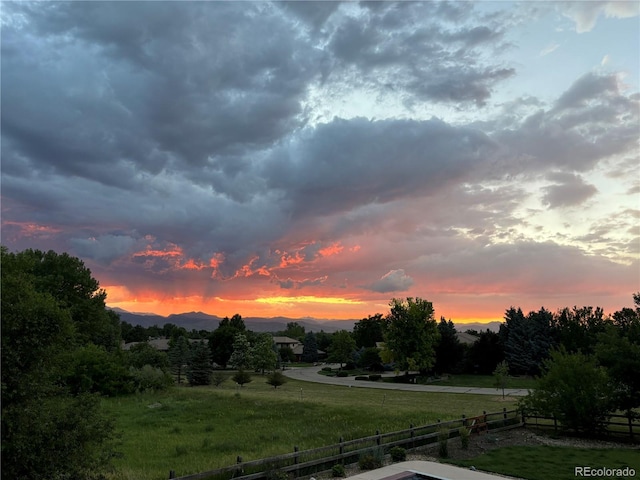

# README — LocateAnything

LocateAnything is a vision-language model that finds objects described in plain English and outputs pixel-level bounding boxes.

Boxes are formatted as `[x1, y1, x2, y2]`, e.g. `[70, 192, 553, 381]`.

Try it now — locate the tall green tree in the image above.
[229, 333, 253, 369]
[328, 330, 356, 368]
[252, 333, 278, 374]
[301, 331, 319, 363]
[434, 317, 464, 374]
[1, 247, 118, 479]
[465, 330, 504, 374]
[187, 341, 213, 386]
[353, 313, 385, 348]
[168, 336, 191, 384]
[383, 297, 439, 373]
[209, 314, 246, 367]
[282, 321, 306, 341]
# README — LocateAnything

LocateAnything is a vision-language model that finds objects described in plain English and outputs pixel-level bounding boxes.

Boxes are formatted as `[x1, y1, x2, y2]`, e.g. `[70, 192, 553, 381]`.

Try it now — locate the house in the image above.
[272, 336, 325, 362]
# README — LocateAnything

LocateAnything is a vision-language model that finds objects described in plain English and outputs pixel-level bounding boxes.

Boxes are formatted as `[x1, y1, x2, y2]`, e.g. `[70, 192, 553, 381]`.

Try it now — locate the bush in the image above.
[130, 365, 173, 392]
[336, 371, 349, 377]
[389, 446, 406, 462]
[332, 464, 346, 477]
[266, 371, 287, 388]
[343, 362, 356, 370]
[355, 376, 368, 381]
[458, 426, 470, 450]
[520, 349, 614, 434]
[438, 428, 449, 458]
[322, 366, 333, 372]
[369, 374, 381, 381]
[358, 449, 383, 470]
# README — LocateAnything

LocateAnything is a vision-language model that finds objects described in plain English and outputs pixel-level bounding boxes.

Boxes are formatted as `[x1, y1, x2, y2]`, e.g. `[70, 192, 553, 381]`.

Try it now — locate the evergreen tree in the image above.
[187, 341, 213, 386]
[301, 331, 319, 363]
[168, 336, 191, 384]
[434, 317, 464, 374]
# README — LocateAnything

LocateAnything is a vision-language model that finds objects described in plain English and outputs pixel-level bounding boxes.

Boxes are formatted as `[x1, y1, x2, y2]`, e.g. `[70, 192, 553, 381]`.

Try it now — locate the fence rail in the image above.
[522, 412, 639, 441]
[169, 408, 521, 480]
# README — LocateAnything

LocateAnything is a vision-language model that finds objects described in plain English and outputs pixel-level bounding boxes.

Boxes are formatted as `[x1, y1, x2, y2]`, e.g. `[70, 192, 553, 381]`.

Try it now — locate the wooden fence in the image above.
[522, 412, 639, 441]
[168, 408, 521, 480]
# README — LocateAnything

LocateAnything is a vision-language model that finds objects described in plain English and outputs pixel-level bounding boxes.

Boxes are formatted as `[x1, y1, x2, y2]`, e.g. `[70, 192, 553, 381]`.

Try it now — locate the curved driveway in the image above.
[282, 365, 529, 397]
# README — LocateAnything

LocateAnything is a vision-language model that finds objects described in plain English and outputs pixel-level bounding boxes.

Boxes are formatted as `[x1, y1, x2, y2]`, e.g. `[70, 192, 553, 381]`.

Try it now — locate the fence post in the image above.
[294, 446, 299, 465]
[169, 470, 175, 479]
[376, 429, 381, 446]
[628, 414, 634, 440]
[339, 436, 344, 455]
[410, 423, 414, 449]
[553, 416, 558, 432]
[461, 414, 466, 427]
[236, 456, 244, 477]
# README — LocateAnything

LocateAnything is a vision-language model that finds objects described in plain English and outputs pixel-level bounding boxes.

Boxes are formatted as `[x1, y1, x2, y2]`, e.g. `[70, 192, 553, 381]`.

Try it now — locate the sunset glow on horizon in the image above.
[2, 2, 638, 326]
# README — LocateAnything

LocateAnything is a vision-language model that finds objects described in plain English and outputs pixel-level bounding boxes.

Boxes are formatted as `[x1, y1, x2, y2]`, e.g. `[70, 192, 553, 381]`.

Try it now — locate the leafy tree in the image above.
[353, 313, 385, 348]
[127, 342, 169, 370]
[229, 333, 253, 369]
[595, 325, 640, 415]
[301, 331, 319, 363]
[521, 349, 613, 434]
[168, 335, 191, 384]
[187, 341, 213, 386]
[315, 330, 333, 352]
[209, 314, 246, 367]
[383, 297, 439, 373]
[282, 321, 306, 340]
[9, 248, 122, 350]
[279, 346, 296, 363]
[493, 360, 509, 399]
[356, 347, 383, 370]
[252, 333, 278, 374]
[434, 317, 464, 374]
[1, 246, 118, 479]
[64, 344, 133, 396]
[328, 330, 356, 368]
[130, 364, 173, 392]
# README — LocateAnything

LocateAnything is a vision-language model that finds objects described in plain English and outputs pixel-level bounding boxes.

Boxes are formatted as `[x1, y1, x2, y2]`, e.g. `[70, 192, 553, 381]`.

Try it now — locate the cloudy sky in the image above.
[2, 1, 639, 323]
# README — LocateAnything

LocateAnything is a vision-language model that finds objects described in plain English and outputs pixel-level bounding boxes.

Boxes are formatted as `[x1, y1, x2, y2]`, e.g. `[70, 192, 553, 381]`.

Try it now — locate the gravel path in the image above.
[281, 365, 530, 397]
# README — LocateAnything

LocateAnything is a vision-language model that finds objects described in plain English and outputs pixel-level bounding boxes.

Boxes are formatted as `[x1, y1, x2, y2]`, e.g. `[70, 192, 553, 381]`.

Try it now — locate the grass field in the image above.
[448, 445, 640, 480]
[102, 374, 517, 480]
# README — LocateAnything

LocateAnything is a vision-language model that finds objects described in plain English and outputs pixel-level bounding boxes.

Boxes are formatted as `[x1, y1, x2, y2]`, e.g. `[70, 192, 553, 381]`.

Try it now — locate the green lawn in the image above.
[103, 375, 517, 480]
[448, 445, 640, 480]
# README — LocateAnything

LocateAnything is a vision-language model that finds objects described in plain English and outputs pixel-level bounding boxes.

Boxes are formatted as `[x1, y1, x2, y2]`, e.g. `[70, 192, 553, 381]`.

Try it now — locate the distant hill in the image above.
[455, 321, 503, 333]
[111, 308, 357, 333]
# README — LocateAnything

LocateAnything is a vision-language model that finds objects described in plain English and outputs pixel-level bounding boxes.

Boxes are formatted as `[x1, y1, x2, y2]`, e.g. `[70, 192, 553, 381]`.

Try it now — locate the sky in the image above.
[1, 1, 639, 324]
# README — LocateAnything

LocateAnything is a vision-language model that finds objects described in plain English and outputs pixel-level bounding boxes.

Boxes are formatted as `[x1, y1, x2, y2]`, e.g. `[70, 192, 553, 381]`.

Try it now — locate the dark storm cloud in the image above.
[264, 117, 497, 217]
[1, 1, 319, 188]
[1, 1, 637, 308]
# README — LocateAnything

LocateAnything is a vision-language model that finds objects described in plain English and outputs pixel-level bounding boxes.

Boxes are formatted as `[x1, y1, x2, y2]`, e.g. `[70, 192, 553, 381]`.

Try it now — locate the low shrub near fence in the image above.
[168, 409, 521, 480]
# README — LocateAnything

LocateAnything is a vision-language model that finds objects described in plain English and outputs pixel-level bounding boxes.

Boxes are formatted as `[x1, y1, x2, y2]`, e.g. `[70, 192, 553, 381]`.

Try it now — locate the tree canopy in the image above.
[383, 297, 439, 373]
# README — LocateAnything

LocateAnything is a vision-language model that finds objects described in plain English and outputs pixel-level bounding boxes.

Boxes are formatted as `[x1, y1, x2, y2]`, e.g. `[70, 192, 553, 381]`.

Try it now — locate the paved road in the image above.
[282, 365, 529, 397]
